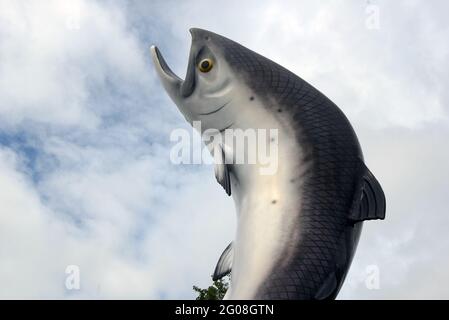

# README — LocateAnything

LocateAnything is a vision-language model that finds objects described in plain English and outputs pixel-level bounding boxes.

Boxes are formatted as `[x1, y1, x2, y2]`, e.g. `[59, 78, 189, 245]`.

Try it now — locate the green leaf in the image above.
[193, 276, 230, 300]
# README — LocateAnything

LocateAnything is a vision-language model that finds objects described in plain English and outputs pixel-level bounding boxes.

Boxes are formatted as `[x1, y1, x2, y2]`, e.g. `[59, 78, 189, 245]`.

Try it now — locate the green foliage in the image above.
[193, 277, 229, 300]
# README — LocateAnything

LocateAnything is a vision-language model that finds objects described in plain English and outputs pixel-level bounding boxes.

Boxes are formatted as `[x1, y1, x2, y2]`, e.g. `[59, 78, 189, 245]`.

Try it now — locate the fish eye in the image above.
[198, 58, 213, 72]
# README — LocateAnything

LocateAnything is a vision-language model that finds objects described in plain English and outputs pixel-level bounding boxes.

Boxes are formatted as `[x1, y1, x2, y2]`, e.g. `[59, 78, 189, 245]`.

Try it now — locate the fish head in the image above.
[151, 28, 245, 133]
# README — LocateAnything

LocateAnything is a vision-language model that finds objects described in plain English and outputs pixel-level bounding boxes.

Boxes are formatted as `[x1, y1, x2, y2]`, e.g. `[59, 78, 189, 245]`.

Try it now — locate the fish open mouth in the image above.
[150, 45, 183, 83]
[150, 36, 196, 98]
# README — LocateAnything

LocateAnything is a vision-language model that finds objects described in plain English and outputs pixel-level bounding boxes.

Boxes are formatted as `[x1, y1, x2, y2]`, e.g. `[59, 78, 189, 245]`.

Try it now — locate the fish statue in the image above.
[151, 28, 386, 300]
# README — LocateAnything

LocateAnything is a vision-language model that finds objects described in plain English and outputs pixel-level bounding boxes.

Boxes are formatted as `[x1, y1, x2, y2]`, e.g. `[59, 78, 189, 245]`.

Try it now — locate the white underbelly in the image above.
[213, 85, 308, 299]
[226, 137, 307, 299]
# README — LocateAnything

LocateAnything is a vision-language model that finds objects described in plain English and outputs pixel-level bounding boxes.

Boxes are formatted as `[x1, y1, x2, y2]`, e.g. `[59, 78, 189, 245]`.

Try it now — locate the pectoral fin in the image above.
[214, 144, 231, 196]
[212, 242, 233, 281]
[349, 161, 386, 222]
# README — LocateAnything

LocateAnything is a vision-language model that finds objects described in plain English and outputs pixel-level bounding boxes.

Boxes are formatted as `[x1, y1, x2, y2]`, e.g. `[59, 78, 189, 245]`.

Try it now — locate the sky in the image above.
[0, 0, 448, 299]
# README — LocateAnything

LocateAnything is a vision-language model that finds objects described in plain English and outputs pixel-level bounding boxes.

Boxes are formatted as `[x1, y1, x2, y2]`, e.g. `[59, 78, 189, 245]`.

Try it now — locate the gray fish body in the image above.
[151, 28, 385, 300]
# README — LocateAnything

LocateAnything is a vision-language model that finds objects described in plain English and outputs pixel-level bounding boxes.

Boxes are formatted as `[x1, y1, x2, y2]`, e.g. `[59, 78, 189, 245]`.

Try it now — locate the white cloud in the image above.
[0, 147, 70, 298]
[0, 0, 154, 129]
[340, 126, 449, 299]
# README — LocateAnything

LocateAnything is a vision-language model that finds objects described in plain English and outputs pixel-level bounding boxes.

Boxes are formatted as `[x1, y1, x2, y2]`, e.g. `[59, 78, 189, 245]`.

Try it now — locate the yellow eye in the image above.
[198, 58, 213, 72]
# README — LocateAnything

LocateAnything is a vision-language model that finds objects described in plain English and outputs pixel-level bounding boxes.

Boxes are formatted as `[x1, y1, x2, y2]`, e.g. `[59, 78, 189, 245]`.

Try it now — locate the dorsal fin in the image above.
[349, 161, 386, 222]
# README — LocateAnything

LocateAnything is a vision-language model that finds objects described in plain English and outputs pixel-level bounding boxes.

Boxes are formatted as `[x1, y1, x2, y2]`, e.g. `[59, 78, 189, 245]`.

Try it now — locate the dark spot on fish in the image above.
[205, 36, 210, 41]
[290, 178, 296, 183]
[270, 137, 275, 142]
[249, 96, 254, 101]
[271, 200, 277, 204]
[278, 109, 282, 112]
